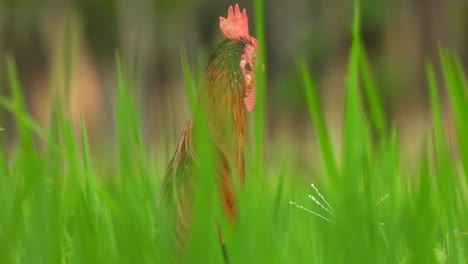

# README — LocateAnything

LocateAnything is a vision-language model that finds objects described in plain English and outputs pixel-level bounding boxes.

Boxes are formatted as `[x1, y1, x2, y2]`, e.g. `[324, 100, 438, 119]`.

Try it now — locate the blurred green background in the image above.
[0, 0, 467, 164]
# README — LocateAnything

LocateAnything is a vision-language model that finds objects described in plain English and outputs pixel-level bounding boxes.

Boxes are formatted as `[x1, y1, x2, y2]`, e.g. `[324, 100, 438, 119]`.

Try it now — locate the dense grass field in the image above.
[1, 2, 468, 263]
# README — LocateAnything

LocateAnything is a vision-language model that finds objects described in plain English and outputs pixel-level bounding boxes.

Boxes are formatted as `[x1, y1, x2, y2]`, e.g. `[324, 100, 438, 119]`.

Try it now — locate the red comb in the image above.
[219, 4, 250, 41]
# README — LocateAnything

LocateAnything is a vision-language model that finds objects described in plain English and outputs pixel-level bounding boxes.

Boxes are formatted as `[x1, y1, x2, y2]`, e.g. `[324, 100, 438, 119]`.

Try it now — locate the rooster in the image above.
[159, 4, 257, 250]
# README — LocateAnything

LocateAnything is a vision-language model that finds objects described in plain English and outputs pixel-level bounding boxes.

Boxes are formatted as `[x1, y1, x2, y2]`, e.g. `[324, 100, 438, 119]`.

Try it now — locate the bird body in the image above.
[159, 4, 257, 250]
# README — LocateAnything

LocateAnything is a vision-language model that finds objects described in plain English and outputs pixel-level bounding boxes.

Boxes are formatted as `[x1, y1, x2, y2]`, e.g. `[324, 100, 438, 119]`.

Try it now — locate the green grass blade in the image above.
[342, 2, 364, 180]
[440, 50, 468, 183]
[253, 0, 266, 177]
[6, 56, 34, 151]
[297, 58, 339, 182]
[0, 97, 49, 143]
[115, 54, 146, 184]
[426, 62, 457, 233]
[450, 56, 468, 183]
[180, 51, 197, 112]
[360, 46, 388, 137]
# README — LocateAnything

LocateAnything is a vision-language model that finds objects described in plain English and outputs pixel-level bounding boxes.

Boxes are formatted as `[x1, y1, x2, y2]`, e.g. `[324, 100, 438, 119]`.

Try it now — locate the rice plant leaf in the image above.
[440, 50, 468, 182]
[360, 46, 387, 137]
[252, 0, 266, 177]
[297, 58, 339, 182]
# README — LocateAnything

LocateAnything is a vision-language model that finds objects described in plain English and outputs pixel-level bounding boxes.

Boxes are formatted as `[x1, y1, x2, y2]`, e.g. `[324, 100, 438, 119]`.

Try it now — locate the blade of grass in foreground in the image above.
[359, 46, 388, 138]
[440, 50, 468, 182]
[115, 55, 135, 179]
[438, 52, 468, 261]
[405, 148, 437, 263]
[114, 56, 159, 262]
[0, 96, 50, 145]
[181, 51, 198, 111]
[426, 62, 455, 212]
[426, 61, 459, 261]
[3, 58, 43, 262]
[252, 0, 266, 178]
[342, 1, 364, 181]
[6, 56, 34, 151]
[297, 58, 339, 183]
[115, 54, 151, 195]
[450, 56, 468, 184]
[273, 154, 288, 223]
[335, 3, 379, 262]
[0, 106, 15, 263]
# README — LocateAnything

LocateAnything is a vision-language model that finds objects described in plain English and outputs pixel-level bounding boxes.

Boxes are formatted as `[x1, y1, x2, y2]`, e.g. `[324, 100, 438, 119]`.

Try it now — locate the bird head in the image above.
[219, 4, 258, 112]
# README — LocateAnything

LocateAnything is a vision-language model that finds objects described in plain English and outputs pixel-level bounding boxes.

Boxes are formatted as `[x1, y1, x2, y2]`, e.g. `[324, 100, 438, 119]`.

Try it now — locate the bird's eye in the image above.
[245, 63, 252, 71]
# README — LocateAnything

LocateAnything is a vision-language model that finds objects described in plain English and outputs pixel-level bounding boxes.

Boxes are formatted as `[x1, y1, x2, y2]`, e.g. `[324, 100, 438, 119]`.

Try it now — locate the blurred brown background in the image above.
[0, 0, 467, 167]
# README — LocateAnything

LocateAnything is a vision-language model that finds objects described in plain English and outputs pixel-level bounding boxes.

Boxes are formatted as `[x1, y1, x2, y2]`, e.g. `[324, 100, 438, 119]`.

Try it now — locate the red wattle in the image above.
[244, 86, 255, 112]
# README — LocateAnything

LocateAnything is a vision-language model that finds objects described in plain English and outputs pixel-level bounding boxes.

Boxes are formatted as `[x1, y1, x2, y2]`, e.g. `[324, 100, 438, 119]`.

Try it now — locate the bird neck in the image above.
[195, 39, 248, 178]
[204, 82, 246, 159]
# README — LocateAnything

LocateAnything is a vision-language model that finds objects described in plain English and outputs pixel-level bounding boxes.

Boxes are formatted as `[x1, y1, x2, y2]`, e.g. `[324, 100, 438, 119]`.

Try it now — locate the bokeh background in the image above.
[0, 0, 467, 168]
